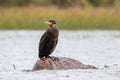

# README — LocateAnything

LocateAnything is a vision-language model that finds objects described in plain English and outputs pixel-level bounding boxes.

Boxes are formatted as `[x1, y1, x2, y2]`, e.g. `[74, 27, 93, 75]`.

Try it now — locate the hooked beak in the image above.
[45, 21, 52, 25]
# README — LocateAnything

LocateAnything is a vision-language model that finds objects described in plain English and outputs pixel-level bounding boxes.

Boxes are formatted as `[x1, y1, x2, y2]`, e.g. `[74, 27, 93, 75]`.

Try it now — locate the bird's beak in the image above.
[45, 21, 52, 25]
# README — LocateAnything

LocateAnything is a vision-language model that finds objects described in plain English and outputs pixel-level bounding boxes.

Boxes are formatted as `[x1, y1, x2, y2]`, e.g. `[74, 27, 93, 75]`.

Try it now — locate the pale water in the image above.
[0, 30, 120, 80]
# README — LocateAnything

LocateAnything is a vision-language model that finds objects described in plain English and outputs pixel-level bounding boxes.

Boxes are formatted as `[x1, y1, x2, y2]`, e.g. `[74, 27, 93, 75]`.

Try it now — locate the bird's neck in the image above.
[51, 24, 56, 27]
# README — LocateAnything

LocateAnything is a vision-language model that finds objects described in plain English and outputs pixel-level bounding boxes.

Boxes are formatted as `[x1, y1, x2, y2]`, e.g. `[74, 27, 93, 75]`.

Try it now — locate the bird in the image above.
[38, 20, 59, 60]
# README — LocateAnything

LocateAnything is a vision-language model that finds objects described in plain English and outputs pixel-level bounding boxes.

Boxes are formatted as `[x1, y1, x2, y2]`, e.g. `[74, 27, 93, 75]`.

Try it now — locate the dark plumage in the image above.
[39, 20, 59, 59]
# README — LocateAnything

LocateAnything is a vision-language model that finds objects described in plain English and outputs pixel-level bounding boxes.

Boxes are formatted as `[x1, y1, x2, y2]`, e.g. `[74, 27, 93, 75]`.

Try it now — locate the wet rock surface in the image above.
[32, 56, 97, 71]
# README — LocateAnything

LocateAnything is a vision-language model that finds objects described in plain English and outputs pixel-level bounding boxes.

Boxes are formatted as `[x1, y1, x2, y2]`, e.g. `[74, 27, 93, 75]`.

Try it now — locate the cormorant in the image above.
[38, 20, 59, 60]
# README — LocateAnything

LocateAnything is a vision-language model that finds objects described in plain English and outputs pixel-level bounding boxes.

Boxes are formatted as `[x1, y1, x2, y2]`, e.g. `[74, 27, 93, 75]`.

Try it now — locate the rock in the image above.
[32, 56, 97, 71]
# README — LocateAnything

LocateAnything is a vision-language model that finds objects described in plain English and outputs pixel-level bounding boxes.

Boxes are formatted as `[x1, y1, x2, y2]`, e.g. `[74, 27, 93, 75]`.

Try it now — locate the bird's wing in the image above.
[39, 30, 50, 53]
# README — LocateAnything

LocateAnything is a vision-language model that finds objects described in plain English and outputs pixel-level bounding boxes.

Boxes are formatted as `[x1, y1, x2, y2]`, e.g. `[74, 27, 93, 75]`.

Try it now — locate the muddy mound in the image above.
[32, 57, 97, 71]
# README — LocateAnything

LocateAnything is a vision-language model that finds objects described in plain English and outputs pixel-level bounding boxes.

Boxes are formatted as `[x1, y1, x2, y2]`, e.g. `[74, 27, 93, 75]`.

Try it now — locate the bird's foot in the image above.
[40, 56, 48, 61]
[40, 56, 55, 61]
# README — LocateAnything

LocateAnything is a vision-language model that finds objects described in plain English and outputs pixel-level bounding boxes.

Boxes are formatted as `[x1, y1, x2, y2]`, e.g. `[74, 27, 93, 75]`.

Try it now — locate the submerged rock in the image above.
[32, 56, 97, 71]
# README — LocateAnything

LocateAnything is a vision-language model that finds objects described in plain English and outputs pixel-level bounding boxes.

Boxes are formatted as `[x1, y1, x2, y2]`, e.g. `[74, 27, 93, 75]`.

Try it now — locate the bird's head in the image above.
[45, 20, 56, 26]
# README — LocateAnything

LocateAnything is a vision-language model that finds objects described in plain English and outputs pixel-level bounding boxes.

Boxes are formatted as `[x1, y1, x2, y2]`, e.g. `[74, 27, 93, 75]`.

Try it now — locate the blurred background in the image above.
[0, 0, 120, 30]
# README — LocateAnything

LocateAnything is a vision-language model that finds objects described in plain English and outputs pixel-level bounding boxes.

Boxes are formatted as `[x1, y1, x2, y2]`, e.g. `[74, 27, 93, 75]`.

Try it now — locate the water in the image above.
[0, 30, 120, 80]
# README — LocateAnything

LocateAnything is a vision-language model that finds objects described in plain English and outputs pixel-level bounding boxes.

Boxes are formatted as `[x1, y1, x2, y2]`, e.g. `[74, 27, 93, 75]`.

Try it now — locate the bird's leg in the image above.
[40, 56, 47, 61]
[40, 56, 53, 61]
